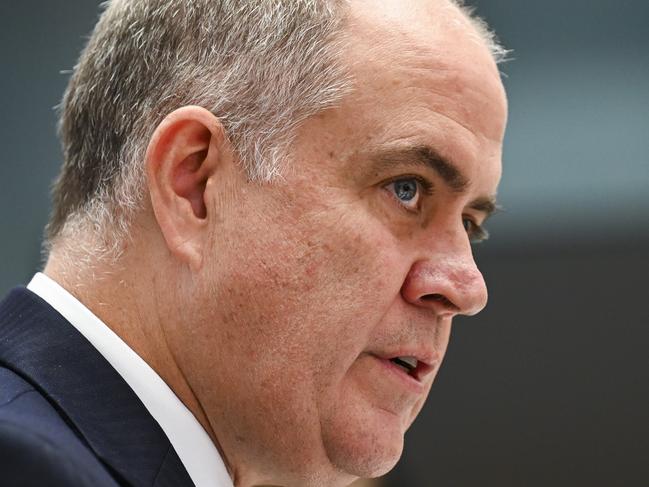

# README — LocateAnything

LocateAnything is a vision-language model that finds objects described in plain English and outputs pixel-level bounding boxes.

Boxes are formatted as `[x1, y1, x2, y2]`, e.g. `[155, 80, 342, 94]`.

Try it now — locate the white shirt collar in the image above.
[27, 272, 234, 487]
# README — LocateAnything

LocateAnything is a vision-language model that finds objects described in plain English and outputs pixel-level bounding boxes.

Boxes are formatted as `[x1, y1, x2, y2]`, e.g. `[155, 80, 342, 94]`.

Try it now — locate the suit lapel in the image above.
[0, 287, 194, 487]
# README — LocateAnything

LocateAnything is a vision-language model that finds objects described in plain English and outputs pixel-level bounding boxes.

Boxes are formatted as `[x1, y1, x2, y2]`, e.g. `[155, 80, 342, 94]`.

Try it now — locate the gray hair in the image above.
[452, 1, 510, 64]
[48, 0, 351, 255]
[47, 0, 506, 259]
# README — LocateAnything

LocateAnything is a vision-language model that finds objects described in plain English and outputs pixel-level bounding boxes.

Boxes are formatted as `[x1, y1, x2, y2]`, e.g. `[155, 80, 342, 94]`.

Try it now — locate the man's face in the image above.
[169, 1, 507, 485]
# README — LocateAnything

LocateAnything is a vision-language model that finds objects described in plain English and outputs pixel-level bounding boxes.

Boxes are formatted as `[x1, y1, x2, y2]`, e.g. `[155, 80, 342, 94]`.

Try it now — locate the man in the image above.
[0, 0, 508, 485]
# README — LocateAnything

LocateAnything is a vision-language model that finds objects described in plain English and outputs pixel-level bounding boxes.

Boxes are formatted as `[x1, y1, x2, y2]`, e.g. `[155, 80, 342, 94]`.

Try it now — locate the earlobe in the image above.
[145, 106, 227, 270]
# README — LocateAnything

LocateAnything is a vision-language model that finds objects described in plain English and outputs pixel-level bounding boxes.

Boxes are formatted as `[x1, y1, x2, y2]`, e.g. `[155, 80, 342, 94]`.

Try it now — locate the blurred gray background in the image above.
[1, 1, 647, 486]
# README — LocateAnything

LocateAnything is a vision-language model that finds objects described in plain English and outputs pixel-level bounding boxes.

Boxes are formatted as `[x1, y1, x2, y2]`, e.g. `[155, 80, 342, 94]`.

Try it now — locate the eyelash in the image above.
[384, 176, 490, 243]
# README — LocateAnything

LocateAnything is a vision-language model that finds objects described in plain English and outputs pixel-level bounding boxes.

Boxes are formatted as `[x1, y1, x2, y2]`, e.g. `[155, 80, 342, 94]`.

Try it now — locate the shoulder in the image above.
[0, 421, 100, 486]
[0, 367, 120, 487]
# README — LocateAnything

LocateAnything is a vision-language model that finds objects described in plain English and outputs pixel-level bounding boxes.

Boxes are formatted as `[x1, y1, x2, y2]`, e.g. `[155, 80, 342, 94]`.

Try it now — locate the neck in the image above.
[42, 248, 227, 469]
[42, 244, 341, 487]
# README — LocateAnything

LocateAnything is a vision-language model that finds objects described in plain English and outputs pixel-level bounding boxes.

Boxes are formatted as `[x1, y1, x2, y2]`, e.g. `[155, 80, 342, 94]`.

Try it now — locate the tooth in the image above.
[391, 358, 411, 373]
[399, 356, 418, 369]
[391, 356, 418, 372]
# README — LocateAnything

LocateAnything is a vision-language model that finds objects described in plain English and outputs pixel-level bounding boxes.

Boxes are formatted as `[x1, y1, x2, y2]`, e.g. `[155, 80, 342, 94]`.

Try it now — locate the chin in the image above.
[320, 406, 406, 480]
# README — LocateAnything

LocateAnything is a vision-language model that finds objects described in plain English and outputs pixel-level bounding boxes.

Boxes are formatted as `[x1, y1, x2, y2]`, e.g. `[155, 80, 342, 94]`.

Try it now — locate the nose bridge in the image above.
[402, 228, 488, 317]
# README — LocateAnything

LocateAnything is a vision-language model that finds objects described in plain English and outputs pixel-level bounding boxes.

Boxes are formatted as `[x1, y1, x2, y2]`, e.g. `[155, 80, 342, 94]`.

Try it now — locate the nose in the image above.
[401, 247, 488, 318]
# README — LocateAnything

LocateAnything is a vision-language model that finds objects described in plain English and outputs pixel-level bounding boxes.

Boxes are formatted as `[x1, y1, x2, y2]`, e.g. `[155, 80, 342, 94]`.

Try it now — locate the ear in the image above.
[145, 106, 230, 270]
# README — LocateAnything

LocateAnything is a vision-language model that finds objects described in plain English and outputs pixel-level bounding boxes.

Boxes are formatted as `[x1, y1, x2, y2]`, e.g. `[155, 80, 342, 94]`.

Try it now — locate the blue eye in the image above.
[394, 179, 418, 202]
[384, 177, 422, 211]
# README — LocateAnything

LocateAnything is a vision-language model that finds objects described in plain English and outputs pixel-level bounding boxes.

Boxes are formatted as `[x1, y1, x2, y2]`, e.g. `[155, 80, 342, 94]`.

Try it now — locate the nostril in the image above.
[420, 293, 458, 311]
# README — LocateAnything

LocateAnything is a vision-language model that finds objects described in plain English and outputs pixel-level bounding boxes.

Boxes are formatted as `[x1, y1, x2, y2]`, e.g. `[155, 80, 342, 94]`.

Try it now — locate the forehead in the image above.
[317, 0, 507, 188]
[345, 0, 507, 138]
[287, 0, 507, 199]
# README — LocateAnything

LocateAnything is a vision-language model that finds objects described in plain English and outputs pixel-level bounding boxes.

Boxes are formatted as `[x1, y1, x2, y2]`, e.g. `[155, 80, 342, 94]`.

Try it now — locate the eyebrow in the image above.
[468, 196, 500, 220]
[369, 144, 499, 218]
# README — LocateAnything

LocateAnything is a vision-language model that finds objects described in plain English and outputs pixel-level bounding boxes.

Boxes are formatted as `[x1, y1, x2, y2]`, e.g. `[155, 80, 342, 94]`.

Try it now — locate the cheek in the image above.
[183, 189, 412, 475]
[299, 221, 405, 357]
[207, 196, 406, 391]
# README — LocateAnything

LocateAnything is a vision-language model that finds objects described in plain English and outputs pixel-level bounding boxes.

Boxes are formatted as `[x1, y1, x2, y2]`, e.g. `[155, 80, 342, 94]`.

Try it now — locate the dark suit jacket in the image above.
[0, 287, 196, 487]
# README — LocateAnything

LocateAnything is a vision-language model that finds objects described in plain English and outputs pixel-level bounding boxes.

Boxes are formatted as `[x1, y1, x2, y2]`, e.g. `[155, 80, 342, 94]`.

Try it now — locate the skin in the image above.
[46, 0, 507, 486]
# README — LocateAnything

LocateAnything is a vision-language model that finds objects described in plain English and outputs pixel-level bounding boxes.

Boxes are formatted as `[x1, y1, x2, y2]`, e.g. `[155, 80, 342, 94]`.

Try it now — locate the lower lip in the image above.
[371, 355, 426, 394]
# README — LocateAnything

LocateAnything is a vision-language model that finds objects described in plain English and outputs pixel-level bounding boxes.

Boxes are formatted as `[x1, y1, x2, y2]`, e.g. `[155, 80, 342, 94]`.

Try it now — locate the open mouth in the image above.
[390, 356, 419, 377]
